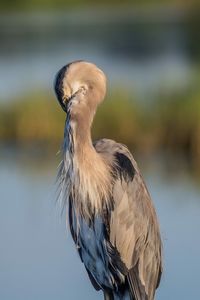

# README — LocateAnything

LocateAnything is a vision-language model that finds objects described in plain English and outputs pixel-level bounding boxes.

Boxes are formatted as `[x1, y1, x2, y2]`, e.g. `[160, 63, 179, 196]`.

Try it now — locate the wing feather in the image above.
[127, 264, 148, 300]
[94, 139, 163, 299]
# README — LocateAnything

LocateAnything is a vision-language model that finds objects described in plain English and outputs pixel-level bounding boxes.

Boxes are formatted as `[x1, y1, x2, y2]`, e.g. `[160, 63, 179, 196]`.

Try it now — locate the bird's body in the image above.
[55, 61, 162, 300]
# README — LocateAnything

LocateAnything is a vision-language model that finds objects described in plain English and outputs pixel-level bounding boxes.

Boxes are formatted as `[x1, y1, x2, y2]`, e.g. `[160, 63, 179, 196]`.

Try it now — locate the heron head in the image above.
[54, 60, 107, 115]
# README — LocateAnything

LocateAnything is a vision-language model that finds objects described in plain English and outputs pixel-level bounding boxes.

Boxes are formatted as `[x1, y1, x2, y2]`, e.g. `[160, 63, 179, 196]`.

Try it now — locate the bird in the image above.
[54, 60, 162, 300]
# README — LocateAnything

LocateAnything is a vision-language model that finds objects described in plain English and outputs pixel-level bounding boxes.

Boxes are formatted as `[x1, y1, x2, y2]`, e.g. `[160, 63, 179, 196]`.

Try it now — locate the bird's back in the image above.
[94, 139, 162, 300]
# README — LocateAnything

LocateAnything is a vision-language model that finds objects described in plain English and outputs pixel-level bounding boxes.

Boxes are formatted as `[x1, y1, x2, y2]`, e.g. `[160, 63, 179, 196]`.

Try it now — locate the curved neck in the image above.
[63, 111, 112, 217]
[64, 113, 94, 159]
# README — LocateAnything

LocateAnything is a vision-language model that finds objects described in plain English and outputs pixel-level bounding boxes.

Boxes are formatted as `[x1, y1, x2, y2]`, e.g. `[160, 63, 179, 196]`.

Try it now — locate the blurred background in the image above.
[0, 1, 200, 299]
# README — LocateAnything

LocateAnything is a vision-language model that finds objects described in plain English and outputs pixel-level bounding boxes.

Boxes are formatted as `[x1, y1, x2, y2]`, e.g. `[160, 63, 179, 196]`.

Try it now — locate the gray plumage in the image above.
[54, 60, 162, 300]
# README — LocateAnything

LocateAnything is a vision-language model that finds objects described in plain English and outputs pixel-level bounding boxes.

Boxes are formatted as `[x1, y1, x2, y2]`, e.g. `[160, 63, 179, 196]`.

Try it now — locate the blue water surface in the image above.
[0, 154, 200, 300]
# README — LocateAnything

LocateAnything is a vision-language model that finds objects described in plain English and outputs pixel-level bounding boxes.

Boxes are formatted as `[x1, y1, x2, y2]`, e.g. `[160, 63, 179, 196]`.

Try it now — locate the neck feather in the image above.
[62, 113, 112, 219]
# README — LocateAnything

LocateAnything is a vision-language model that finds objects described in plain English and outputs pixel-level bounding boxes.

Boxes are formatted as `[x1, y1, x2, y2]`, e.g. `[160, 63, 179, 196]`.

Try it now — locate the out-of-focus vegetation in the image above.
[0, 1, 200, 177]
[0, 84, 200, 172]
[0, 0, 194, 11]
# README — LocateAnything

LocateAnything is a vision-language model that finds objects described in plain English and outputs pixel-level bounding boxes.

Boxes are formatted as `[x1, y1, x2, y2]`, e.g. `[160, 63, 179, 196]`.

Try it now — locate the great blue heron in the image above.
[54, 60, 162, 300]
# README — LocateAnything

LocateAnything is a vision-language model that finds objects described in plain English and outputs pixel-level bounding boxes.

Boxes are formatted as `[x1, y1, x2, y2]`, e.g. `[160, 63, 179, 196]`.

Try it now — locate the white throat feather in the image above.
[57, 117, 113, 221]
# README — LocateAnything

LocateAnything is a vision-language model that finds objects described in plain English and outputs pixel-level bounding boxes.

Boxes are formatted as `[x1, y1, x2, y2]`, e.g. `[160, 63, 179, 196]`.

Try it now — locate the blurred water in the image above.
[0, 10, 193, 103]
[0, 153, 200, 300]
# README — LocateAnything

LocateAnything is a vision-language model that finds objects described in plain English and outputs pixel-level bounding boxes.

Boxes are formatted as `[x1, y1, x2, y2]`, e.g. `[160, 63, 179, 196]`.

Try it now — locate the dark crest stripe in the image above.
[114, 152, 135, 182]
[54, 65, 67, 101]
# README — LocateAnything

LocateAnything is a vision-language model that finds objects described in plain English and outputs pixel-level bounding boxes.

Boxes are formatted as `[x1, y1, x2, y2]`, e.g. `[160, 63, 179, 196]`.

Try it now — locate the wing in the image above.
[95, 139, 162, 300]
[68, 193, 128, 292]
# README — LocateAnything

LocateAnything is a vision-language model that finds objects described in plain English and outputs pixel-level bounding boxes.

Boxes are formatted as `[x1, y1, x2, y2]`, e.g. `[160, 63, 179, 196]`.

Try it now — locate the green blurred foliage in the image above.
[0, 0, 197, 11]
[0, 91, 65, 149]
[154, 88, 200, 165]
[93, 90, 140, 147]
[0, 84, 200, 173]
